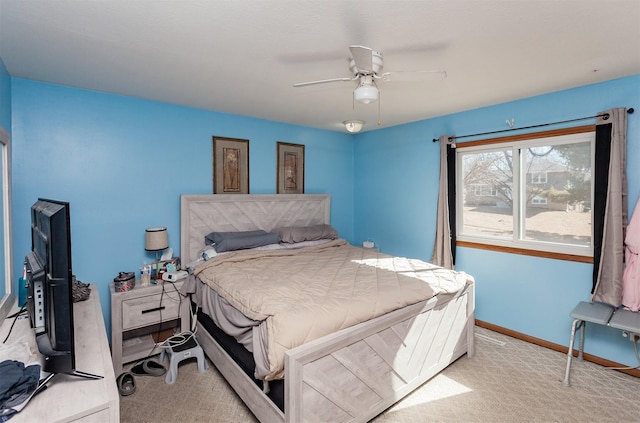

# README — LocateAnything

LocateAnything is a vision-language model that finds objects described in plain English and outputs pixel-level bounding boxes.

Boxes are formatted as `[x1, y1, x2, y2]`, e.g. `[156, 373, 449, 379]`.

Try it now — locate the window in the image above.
[531, 196, 548, 205]
[456, 127, 594, 257]
[531, 172, 547, 184]
[474, 185, 498, 196]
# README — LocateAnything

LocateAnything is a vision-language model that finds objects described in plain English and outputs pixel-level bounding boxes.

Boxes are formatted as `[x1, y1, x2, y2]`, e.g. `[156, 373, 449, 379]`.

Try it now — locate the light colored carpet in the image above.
[120, 327, 640, 422]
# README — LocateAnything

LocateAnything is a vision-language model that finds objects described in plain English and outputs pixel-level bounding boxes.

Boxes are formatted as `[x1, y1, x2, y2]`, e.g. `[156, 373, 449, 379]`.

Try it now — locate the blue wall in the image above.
[11, 79, 355, 335]
[354, 74, 640, 366]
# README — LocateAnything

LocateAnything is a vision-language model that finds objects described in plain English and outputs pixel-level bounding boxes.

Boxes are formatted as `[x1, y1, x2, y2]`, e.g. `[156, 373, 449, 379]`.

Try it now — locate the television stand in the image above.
[69, 369, 104, 379]
[33, 368, 104, 397]
[0, 284, 118, 422]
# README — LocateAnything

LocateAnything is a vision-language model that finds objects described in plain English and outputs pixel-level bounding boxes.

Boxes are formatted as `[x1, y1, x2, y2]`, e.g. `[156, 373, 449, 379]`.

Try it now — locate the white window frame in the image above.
[531, 196, 548, 205]
[531, 172, 547, 184]
[455, 129, 595, 258]
[473, 184, 497, 197]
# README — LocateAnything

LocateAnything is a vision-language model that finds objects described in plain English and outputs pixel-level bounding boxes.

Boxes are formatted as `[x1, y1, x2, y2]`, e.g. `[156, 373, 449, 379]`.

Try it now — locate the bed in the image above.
[180, 194, 475, 423]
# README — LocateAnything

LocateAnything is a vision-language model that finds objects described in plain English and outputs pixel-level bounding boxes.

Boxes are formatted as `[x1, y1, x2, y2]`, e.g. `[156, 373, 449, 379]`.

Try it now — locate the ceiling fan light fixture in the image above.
[343, 120, 365, 133]
[354, 79, 379, 104]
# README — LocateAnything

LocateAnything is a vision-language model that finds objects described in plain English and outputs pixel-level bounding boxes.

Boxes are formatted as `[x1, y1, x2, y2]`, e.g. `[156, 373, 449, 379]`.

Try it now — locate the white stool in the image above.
[159, 333, 208, 384]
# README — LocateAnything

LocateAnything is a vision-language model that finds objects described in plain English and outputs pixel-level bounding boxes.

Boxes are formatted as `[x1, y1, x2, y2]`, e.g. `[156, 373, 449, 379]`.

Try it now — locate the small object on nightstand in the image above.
[113, 272, 135, 292]
[162, 270, 188, 282]
[150, 258, 181, 282]
[140, 262, 151, 286]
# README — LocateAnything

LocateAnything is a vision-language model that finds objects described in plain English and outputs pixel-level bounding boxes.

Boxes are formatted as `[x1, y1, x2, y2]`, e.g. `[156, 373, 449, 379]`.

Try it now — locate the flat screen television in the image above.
[25, 198, 100, 380]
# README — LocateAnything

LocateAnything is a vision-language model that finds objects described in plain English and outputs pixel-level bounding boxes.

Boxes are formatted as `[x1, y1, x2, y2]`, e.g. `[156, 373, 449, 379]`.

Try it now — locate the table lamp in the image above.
[145, 227, 168, 261]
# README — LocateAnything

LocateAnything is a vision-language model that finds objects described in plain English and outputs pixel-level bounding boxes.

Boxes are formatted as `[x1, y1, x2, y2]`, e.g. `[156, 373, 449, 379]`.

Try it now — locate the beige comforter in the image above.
[193, 239, 472, 380]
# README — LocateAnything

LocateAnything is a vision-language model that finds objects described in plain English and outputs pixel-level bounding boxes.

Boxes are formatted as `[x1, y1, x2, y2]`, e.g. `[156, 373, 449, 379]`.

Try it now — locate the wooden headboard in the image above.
[180, 194, 331, 264]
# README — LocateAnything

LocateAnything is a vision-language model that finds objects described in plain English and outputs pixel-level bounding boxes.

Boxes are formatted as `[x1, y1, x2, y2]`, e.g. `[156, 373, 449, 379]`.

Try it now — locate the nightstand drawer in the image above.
[121, 293, 182, 330]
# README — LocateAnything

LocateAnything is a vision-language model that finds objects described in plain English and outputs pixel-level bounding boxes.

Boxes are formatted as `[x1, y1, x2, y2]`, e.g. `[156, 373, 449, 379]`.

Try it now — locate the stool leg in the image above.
[196, 348, 208, 373]
[564, 318, 581, 387]
[165, 354, 178, 385]
[577, 320, 586, 361]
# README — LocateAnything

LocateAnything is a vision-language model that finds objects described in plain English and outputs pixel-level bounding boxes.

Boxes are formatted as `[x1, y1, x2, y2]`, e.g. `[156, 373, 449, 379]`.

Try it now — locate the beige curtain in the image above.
[591, 108, 628, 306]
[431, 135, 455, 269]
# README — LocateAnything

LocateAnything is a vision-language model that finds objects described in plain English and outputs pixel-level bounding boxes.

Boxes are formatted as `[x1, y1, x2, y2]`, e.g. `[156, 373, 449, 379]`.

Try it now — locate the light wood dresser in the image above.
[0, 284, 119, 422]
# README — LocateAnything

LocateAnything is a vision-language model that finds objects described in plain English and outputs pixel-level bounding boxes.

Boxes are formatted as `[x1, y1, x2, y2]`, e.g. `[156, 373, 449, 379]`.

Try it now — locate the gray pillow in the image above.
[204, 230, 280, 252]
[276, 224, 338, 244]
[205, 230, 266, 246]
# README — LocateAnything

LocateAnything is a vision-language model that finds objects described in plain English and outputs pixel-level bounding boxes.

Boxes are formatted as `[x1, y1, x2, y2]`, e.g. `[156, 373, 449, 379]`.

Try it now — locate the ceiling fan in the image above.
[293, 45, 446, 105]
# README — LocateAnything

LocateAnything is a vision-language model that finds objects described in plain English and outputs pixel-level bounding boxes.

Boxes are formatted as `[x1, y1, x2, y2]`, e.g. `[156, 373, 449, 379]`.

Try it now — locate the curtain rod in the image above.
[432, 107, 635, 143]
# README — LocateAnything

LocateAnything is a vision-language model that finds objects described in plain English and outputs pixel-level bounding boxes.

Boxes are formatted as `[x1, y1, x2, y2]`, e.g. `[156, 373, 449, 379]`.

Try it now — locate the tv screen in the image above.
[26, 198, 75, 374]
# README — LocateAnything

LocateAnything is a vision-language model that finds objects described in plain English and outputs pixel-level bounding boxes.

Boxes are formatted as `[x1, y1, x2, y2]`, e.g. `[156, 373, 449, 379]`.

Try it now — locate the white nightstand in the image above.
[110, 280, 190, 375]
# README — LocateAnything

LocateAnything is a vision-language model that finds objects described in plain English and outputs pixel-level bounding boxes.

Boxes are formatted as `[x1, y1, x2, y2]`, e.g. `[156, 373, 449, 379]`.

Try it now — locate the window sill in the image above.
[456, 240, 593, 263]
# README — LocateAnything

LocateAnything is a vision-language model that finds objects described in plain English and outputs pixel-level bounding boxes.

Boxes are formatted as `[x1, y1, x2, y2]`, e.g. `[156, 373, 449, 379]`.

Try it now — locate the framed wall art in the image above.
[277, 142, 304, 194]
[213, 136, 249, 194]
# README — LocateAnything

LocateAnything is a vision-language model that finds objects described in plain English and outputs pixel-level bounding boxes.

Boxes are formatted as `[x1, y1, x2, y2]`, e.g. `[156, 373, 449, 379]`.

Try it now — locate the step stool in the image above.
[159, 333, 208, 384]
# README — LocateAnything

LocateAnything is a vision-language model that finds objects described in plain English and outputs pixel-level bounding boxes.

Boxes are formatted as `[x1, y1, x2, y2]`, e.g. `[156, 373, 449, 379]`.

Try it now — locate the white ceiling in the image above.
[1, 0, 639, 133]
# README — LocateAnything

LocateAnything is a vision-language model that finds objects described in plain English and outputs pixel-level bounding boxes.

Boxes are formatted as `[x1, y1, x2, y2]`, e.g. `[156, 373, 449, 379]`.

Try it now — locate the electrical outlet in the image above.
[625, 332, 640, 342]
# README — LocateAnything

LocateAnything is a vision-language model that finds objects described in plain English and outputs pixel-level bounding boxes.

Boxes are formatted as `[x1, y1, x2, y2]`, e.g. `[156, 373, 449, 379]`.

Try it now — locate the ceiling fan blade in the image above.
[380, 70, 447, 82]
[293, 76, 356, 87]
[349, 45, 374, 73]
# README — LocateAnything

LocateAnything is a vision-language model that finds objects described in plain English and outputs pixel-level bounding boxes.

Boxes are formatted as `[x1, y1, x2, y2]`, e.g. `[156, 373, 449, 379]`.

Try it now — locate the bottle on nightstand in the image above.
[140, 262, 151, 286]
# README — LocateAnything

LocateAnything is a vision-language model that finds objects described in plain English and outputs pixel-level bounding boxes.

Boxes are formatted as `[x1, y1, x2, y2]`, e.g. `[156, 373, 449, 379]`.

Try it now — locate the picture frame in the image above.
[213, 136, 249, 194]
[277, 142, 305, 194]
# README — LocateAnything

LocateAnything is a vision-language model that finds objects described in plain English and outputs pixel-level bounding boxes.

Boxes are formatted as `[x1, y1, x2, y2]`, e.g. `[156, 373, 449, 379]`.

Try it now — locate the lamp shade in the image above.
[354, 80, 379, 104]
[145, 227, 168, 251]
[343, 120, 365, 133]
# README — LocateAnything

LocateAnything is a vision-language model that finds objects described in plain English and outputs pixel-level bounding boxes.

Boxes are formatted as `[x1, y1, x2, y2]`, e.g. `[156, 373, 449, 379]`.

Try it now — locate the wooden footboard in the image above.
[196, 282, 474, 423]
